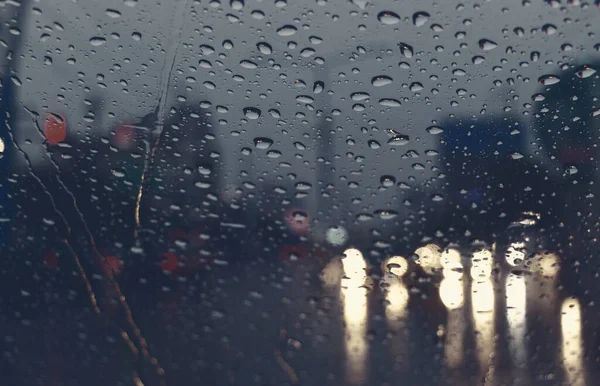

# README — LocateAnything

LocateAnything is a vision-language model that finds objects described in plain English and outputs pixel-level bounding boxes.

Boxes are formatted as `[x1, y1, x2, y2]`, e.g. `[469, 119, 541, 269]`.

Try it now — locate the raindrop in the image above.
[313, 81, 324, 94]
[240, 60, 258, 69]
[251, 10, 265, 19]
[254, 137, 273, 149]
[387, 135, 409, 146]
[377, 11, 401, 25]
[472, 56, 485, 64]
[412, 11, 430, 27]
[132, 32, 142, 41]
[257, 42, 272, 54]
[368, 140, 381, 149]
[105, 8, 122, 18]
[267, 150, 282, 158]
[199, 45, 215, 55]
[538, 74, 560, 85]
[566, 165, 578, 175]
[530, 51, 540, 62]
[230, 0, 244, 10]
[371, 75, 393, 87]
[10, 75, 22, 86]
[380, 175, 396, 187]
[375, 209, 398, 220]
[426, 126, 444, 135]
[478, 39, 497, 51]
[542, 23, 557, 35]
[409, 82, 423, 92]
[198, 164, 212, 175]
[379, 98, 401, 107]
[575, 65, 596, 79]
[300, 48, 316, 57]
[309, 36, 323, 44]
[296, 95, 314, 104]
[351, 92, 370, 101]
[89, 36, 107, 46]
[277, 25, 297, 36]
[398, 42, 414, 58]
[244, 107, 261, 119]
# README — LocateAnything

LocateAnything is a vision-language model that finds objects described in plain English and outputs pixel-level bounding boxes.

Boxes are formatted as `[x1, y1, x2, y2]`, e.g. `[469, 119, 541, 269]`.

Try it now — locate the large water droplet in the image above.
[375, 209, 398, 220]
[538, 74, 560, 85]
[368, 140, 381, 149]
[240, 60, 258, 69]
[426, 126, 444, 135]
[380, 175, 396, 187]
[387, 135, 409, 146]
[351, 92, 370, 101]
[254, 137, 273, 149]
[409, 82, 424, 92]
[296, 95, 314, 104]
[257, 42, 272, 54]
[244, 107, 261, 119]
[575, 65, 596, 79]
[371, 75, 393, 87]
[398, 42, 414, 58]
[106, 8, 122, 18]
[277, 25, 297, 36]
[377, 11, 401, 25]
[478, 39, 497, 51]
[313, 81, 324, 94]
[412, 11, 430, 27]
[89, 36, 107, 46]
[542, 23, 557, 35]
[379, 98, 401, 107]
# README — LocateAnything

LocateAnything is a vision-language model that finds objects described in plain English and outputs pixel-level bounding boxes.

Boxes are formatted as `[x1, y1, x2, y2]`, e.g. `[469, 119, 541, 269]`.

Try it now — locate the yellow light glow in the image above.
[341, 248, 368, 385]
[471, 248, 493, 279]
[506, 273, 527, 365]
[472, 278, 495, 374]
[415, 244, 442, 276]
[440, 254, 465, 370]
[561, 297, 586, 386]
[382, 255, 409, 277]
[320, 257, 344, 288]
[385, 276, 409, 322]
[506, 242, 526, 267]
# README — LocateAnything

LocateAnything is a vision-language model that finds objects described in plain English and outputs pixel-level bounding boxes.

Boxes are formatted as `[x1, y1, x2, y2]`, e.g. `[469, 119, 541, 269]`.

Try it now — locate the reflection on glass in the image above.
[561, 297, 586, 386]
[416, 243, 443, 276]
[382, 256, 409, 322]
[506, 242, 526, 267]
[506, 273, 527, 378]
[528, 251, 560, 325]
[440, 248, 465, 369]
[471, 249, 495, 382]
[341, 248, 368, 385]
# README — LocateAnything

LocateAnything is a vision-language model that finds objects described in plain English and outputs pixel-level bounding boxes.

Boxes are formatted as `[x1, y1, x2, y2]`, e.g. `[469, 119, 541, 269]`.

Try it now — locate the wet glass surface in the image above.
[1, 0, 600, 385]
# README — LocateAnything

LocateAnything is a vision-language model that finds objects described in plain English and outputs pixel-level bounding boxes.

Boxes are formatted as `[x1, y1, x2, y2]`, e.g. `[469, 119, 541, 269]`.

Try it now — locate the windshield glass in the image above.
[1, 0, 599, 385]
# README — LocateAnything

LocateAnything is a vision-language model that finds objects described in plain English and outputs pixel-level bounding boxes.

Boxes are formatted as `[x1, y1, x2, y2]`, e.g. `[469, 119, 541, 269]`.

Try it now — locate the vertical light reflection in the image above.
[506, 272, 527, 379]
[341, 248, 368, 385]
[440, 248, 465, 369]
[471, 249, 495, 382]
[382, 256, 410, 370]
[561, 297, 586, 386]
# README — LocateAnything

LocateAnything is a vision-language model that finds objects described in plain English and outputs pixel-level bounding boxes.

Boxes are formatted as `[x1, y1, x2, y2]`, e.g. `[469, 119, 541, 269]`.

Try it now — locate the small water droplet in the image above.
[387, 135, 409, 146]
[240, 60, 258, 69]
[380, 175, 396, 187]
[375, 209, 398, 220]
[542, 23, 557, 35]
[132, 32, 142, 41]
[409, 82, 423, 92]
[296, 95, 314, 104]
[351, 92, 370, 101]
[379, 98, 401, 107]
[313, 81, 324, 94]
[368, 140, 381, 149]
[105, 8, 122, 18]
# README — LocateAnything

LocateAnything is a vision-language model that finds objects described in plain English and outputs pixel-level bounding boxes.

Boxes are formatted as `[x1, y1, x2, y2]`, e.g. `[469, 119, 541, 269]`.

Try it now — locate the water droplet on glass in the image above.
[198, 164, 212, 175]
[387, 135, 409, 146]
[10, 75, 22, 86]
[377, 11, 401, 25]
[472, 56, 485, 64]
[409, 82, 423, 92]
[254, 137, 273, 149]
[371, 75, 393, 87]
[538, 74, 560, 85]
[379, 98, 401, 107]
[375, 209, 398, 220]
[351, 92, 370, 101]
[257, 42, 272, 54]
[296, 95, 314, 104]
[132, 32, 142, 41]
[368, 140, 381, 149]
[199, 45, 215, 55]
[566, 165, 578, 175]
[426, 126, 444, 135]
[309, 35, 323, 44]
[89, 36, 107, 46]
[240, 60, 258, 69]
[478, 39, 497, 51]
[244, 107, 261, 119]
[575, 65, 596, 79]
[412, 11, 430, 27]
[380, 175, 396, 187]
[106, 8, 122, 18]
[277, 25, 297, 36]
[530, 51, 540, 62]
[542, 23, 557, 35]
[230, 0, 244, 10]
[313, 81, 324, 94]
[398, 42, 414, 58]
